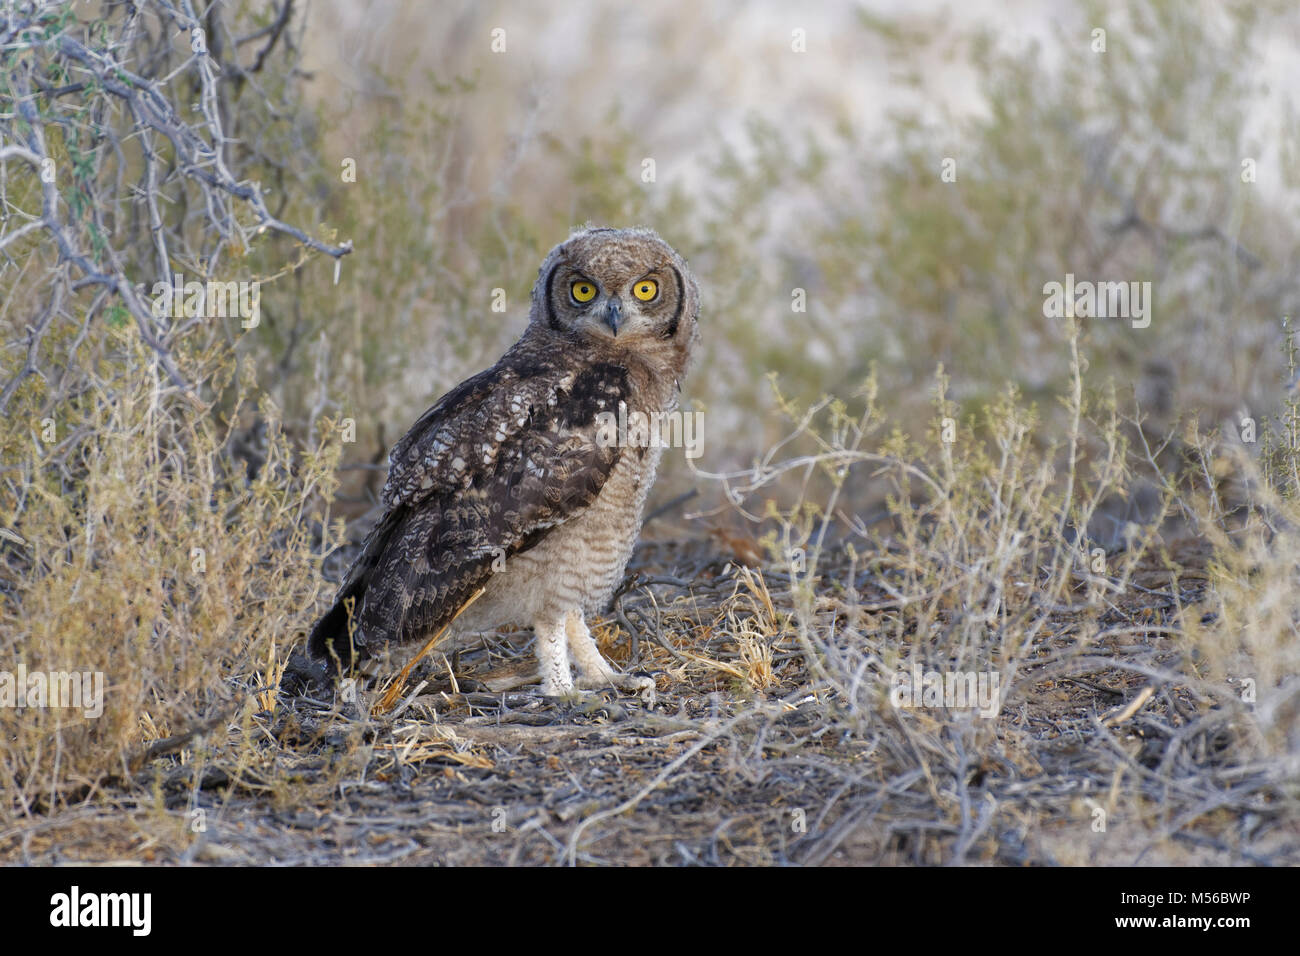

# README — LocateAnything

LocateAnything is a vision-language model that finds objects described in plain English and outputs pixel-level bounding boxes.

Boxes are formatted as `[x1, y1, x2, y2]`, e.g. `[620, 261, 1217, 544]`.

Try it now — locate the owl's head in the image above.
[530, 226, 699, 363]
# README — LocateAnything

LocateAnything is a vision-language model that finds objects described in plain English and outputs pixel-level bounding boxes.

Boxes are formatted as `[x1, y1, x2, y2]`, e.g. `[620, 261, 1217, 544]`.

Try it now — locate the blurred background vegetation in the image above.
[276, 0, 1300, 515]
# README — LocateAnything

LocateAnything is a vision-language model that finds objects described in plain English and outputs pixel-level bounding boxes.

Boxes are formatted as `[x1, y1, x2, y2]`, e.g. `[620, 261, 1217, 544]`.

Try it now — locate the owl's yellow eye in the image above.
[571, 280, 597, 303]
[632, 279, 658, 301]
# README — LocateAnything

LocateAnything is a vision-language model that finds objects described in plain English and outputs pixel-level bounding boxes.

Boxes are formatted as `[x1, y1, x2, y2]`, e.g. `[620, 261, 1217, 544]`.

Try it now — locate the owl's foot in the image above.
[621, 672, 658, 705]
[534, 612, 656, 704]
[536, 672, 653, 709]
[564, 610, 656, 704]
[576, 669, 657, 705]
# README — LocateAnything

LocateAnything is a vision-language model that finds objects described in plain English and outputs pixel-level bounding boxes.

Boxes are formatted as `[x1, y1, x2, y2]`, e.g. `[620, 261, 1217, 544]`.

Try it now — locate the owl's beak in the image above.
[604, 297, 622, 336]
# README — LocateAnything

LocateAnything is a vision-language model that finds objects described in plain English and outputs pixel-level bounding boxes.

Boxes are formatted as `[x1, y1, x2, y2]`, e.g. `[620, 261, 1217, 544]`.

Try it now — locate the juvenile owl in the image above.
[290, 226, 700, 698]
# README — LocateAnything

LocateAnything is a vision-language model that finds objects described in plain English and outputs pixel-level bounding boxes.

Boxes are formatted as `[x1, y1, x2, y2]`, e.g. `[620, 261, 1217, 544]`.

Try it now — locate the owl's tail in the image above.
[280, 508, 404, 696]
[279, 577, 367, 696]
[309, 578, 368, 666]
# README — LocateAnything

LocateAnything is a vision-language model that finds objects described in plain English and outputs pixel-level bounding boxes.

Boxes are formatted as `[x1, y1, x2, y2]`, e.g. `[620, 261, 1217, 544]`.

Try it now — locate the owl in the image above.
[287, 226, 700, 699]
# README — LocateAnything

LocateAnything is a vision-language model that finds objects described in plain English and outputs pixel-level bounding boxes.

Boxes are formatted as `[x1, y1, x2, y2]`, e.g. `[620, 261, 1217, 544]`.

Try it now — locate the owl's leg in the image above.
[566, 609, 619, 685]
[566, 609, 656, 704]
[533, 614, 575, 697]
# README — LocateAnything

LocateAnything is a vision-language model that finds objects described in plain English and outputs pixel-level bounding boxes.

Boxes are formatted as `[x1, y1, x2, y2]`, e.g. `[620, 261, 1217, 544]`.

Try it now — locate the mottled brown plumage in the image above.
[293, 226, 699, 697]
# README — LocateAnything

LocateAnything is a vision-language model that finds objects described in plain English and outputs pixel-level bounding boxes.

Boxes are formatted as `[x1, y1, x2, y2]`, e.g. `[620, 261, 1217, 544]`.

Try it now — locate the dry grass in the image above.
[0, 335, 345, 817]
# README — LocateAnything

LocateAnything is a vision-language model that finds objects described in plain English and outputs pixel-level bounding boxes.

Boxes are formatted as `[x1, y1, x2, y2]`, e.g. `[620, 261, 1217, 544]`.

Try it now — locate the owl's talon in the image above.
[615, 673, 657, 705]
[633, 675, 657, 706]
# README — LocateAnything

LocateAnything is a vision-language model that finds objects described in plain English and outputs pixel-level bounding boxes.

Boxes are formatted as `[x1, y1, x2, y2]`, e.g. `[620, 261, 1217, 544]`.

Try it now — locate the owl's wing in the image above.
[305, 356, 631, 670]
